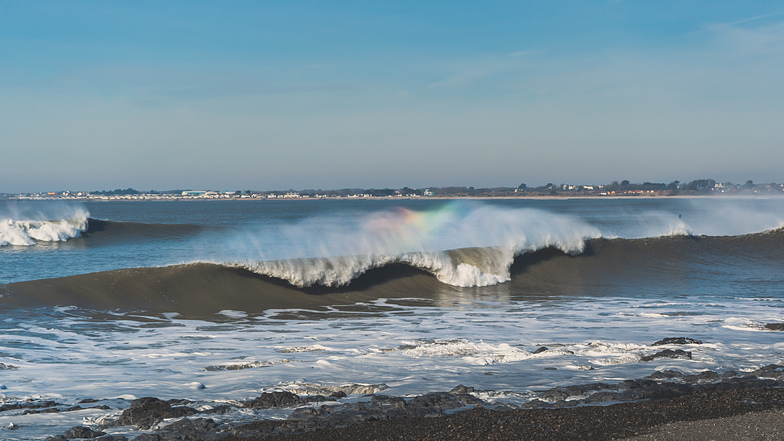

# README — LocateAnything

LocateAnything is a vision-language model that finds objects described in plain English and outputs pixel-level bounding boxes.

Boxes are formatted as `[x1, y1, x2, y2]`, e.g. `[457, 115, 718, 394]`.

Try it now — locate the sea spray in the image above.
[0, 202, 89, 246]
[231, 201, 600, 287]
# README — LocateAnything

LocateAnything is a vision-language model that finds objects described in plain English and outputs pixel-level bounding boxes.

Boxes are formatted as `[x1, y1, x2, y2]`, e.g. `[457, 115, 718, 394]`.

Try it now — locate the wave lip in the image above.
[232, 203, 599, 288]
[0, 206, 89, 246]
[236, 244, 580, 289]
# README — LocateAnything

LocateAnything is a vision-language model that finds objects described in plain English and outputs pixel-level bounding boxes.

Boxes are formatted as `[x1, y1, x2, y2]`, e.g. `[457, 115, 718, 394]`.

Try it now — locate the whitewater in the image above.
[1, 197, 783, 439]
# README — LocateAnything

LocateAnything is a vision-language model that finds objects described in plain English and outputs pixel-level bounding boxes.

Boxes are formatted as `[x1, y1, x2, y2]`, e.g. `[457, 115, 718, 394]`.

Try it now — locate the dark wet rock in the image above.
[62, 426, 106, 439]
[449, 385, 476, 394]
[704, 377, 779, 391]
[79, 398, 99, 404]
[619, 379, 659, 389]
[645, 369, 685, 380]
[539, 383, 613, 401]
[524, 367, 784, 409]
[329, 391, 347, 399]
[749, 364, 784, 379]
[581, 391, 620, 404]
[682, 370, 720, 383]
[112, 397, 197, 430]
[95, 436, 128, 441]
[243, 391, 335, 409]
[652, 337, 703, 346]
[281, 391, 482, 433]
[521, 398, 551, 409]
[243, 391, 307, 409]
[764, 323, 784, 331]
[23, 406, 61, 415]
[134, 418, 221, 441]
[201, 404, 232, 415]
[409, 391, 479, 408]
[533, 346, 548, 354]
[1, 400, 61, 413]
[640, 348, 692, 362]
[71, 370, 784, 440]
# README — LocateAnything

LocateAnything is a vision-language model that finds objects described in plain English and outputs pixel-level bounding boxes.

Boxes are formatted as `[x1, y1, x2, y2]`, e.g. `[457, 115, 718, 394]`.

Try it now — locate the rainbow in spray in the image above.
[236, 201, 600, 288]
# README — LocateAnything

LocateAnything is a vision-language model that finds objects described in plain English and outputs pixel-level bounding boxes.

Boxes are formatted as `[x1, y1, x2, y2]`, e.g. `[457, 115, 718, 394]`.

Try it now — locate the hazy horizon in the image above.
[2, 2, 783, 193]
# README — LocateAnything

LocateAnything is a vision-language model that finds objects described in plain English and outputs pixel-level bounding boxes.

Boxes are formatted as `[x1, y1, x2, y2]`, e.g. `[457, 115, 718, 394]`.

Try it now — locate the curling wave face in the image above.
[0, 203, 89, 246]
[3, 228, 783, 317]
[226, 203, 600, 288]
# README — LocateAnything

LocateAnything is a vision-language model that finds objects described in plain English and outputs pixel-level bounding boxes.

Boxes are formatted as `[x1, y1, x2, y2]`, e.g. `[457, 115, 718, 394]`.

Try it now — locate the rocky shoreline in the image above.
[22, 362, 784, 441]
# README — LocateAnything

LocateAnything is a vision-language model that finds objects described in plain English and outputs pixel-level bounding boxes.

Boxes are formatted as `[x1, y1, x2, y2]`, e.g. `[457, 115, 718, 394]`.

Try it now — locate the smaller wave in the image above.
[396, 339, 533, 365]
[0, 207, 89, 246]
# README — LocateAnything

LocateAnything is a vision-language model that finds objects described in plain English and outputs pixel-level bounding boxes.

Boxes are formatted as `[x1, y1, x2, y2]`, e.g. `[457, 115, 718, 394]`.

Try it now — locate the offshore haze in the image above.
[1, 1, 783, 193]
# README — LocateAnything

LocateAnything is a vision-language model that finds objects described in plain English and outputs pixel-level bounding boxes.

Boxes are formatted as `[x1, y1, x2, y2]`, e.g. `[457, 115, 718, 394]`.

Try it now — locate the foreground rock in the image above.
[261, 387, 784, 441]
[651, 337, 702, 346]
[41, 364, 784, 440]
[128, 391, 482, 440]
[108, 397, 198, 430]
[640, 348, 692, 362]
[46, 425, 125, 441]
[243, 391, 338, 409]
[523, 364, 784, 409]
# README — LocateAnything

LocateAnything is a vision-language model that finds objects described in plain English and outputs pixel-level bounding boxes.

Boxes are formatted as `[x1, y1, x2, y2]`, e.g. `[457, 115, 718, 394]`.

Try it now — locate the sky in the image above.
[1, 1, 783, 193]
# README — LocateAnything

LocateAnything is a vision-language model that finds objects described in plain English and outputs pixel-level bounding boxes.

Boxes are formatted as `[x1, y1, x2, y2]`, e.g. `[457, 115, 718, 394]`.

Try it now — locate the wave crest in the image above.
[235, 220, 592, 288]
[0, 204, 89, 246]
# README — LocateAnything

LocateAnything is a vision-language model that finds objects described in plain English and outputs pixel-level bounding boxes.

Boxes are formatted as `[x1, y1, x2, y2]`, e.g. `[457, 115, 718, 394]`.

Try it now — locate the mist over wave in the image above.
[599, 198, 784, 239]
[0, 202, 89, 246]
[226, 202, 601, 287]
[218, 199, 784, 288]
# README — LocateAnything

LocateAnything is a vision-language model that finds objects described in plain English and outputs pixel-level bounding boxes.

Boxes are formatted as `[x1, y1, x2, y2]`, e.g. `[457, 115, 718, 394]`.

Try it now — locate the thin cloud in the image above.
[727, 11, 784, 26]
[508, 50, 535, 57]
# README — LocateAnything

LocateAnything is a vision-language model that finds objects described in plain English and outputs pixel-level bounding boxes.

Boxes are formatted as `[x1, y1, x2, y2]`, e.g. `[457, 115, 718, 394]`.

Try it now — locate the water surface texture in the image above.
[1, 198, 783, 439]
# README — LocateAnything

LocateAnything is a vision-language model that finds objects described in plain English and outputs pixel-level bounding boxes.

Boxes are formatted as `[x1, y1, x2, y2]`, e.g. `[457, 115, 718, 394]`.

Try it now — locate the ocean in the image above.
[1, 197, 783, 439]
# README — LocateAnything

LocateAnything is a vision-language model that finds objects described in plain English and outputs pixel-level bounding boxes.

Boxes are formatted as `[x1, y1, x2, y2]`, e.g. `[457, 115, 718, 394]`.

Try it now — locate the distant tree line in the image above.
[60, 178, 781, 199]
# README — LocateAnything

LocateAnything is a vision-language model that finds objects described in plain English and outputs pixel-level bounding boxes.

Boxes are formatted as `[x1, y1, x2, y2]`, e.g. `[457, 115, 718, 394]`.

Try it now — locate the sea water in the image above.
[0, 197, 783, 439]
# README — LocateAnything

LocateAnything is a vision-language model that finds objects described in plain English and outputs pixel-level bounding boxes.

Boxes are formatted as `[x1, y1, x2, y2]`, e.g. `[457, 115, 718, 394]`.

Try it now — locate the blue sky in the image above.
[1, 1, 783, 192]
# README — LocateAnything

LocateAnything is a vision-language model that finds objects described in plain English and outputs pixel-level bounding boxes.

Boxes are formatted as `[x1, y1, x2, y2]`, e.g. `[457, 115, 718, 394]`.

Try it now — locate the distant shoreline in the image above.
[5, 194, 784, 203]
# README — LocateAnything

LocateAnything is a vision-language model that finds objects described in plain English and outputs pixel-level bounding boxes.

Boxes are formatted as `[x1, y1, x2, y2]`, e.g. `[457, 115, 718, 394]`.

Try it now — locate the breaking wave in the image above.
[2, 228, 783, 317]
[0, 203, 89, 246]
[238, 246, 564, 288]
[229, 202, 600, 288]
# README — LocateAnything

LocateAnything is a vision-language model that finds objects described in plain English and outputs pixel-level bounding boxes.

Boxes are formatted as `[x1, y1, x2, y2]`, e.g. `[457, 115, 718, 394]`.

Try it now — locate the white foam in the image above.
[223, 202, 600, 288]
[399, 340, 533, 365]
[0, 215, 88, 246]
[0, 203, 90, 247]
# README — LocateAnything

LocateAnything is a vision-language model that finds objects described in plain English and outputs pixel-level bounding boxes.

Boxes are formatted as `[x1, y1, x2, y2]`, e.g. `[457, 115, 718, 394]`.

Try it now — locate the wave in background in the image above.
[0, 202, 89, 246]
